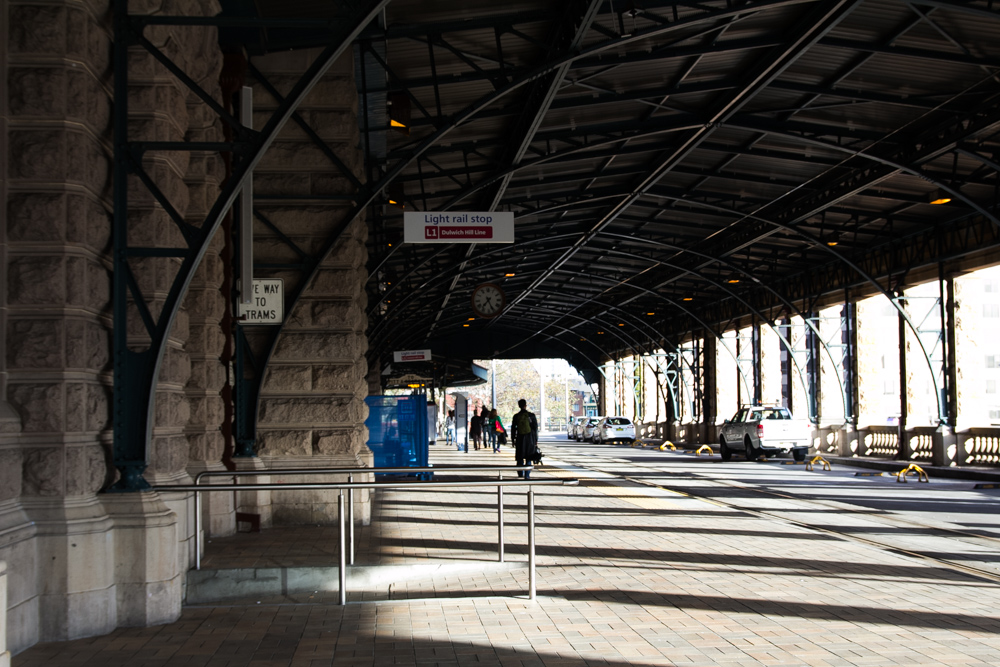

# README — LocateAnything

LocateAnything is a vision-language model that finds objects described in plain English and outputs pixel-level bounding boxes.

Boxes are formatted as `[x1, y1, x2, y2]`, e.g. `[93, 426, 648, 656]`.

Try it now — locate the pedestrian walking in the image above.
[509, 398, 538, 478]
[446, 410, 457, 449]
[470, 406, 484, 450]
[489, 408, 504, 452]
[483, 407, 496, 451]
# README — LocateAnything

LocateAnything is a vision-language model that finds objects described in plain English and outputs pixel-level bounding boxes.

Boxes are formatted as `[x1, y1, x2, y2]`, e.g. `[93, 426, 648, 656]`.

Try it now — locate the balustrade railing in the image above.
[156, 466, 578, 604]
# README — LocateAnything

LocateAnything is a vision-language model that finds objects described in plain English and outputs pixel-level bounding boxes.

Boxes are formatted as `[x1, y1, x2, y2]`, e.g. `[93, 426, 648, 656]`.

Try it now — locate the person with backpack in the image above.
[489, 408, 504, 453]
[509, 398, 539, 478]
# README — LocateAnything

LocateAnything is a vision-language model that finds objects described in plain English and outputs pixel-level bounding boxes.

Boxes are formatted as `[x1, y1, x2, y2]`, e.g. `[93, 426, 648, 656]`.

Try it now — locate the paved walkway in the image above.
[14, 439, 1000, 666]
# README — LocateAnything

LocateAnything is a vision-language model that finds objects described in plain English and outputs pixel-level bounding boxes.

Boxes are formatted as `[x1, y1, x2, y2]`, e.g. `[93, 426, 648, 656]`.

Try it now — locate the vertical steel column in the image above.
[752, 320, 763, 405]
[527, 488, 536, 600]
[238, 86, 253, 306]
[844, 291, 859, 425]
[944, 271, 958, 427]
[338, 490, 347, 605]
[897, 292, 908, 457]
[805, 312, 820, 422]
[778, 319, 792, 412]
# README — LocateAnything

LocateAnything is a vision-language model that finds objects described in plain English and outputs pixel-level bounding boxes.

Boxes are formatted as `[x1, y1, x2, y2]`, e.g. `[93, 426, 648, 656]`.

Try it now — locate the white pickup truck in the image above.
[719, 405, 811, 462]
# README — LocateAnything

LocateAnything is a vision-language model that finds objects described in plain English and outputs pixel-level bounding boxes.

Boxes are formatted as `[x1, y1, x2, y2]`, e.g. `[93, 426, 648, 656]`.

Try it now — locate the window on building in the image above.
[986, 279, 999, 293]
[989, 380, 997, 394]
[988, 355, 1000, 369]
[984, 304, 1000, 318]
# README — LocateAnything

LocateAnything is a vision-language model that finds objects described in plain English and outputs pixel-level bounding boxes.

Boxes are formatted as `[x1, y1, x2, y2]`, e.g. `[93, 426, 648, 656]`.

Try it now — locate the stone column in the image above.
[180, 28, 233, 540]
[126, 2, 224, 576]
[4, 0, 118, 646]
[1, 561, 9, 667]
[101, 493, 180, 627]
[250, 48, 373, 524]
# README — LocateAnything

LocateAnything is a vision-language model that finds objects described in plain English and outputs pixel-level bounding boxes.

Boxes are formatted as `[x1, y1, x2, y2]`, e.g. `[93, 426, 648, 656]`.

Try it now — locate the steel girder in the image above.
[111, 0, 389, 490]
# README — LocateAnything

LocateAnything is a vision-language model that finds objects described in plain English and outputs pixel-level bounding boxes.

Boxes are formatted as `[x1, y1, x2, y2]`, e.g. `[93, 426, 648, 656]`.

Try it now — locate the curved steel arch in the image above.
[369, 241, 797, 411]
[240, 0, 805, 452]
[111, 0, 391, 490]
[369, 221, 849, 421]
[605, 232, 850, 419]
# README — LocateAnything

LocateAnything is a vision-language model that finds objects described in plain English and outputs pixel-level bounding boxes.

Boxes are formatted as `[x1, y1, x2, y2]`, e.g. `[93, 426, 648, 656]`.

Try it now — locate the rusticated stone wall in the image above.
[249, 48, 373, 524]
[2, 2, 373, 654]
[0, 0, 228, 652]
[125, 0, 226, 581]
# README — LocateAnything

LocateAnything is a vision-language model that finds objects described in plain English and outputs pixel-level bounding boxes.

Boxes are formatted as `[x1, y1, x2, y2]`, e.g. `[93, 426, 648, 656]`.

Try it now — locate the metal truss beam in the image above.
[495, 0, 862, 325]
[111, 0, 389, 490]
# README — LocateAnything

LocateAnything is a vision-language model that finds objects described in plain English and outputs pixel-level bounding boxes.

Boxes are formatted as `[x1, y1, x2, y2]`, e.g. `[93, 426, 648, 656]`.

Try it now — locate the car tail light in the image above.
[757, 423, 764, 439]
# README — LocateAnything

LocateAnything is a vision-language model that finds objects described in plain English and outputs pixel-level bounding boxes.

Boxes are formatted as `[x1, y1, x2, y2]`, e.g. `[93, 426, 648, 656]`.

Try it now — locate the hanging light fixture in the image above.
[928, 188, 952, 205]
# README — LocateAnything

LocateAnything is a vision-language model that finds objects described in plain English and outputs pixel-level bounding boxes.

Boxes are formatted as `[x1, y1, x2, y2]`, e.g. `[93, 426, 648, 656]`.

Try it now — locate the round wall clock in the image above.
[471, 283, 506, 318]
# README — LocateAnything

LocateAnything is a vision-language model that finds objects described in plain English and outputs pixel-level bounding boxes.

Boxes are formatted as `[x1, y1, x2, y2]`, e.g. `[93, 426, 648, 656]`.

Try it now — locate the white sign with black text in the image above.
[403, 211, 514, 244]
[239, 279, 284, 324]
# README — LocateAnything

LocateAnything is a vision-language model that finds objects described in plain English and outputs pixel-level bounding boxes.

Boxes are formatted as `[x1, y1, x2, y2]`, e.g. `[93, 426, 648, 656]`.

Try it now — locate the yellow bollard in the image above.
[805, 455, 831, 471]
[659, 441, 676, 451]
[695, 444, 713, 456]
[895, 463, 929, 483]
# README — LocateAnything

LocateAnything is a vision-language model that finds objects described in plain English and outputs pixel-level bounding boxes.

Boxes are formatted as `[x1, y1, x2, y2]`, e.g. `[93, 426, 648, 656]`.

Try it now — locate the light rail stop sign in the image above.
[394, 349, 432, 362]
[403, 211, 514, 243]
[239, 279, 283, 324]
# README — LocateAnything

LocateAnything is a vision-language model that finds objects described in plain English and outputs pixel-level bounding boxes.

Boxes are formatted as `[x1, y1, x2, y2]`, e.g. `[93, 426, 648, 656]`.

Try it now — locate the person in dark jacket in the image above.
[509, 398, 538, 478]
[469, 406, 484, 450]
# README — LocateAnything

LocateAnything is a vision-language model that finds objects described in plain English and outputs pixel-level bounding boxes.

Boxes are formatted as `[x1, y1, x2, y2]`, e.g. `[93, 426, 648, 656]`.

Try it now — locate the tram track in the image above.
[547, 449, 1000, 586]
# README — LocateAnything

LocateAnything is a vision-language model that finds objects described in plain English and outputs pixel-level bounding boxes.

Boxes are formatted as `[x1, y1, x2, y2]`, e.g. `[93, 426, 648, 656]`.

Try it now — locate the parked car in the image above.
[582, 416, 604, 442]
[571, 416, 588, 440]
[719, 405, 811, 461]
[595, 416, 636, 444]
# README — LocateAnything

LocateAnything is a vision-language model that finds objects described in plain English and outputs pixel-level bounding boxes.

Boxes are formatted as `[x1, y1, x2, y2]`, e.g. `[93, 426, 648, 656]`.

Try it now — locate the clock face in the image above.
[472, 283, 505, 318]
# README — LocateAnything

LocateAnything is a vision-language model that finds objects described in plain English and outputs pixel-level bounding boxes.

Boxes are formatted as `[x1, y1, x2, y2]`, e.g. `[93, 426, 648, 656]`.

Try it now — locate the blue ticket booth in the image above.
[364, 395, 430, 474]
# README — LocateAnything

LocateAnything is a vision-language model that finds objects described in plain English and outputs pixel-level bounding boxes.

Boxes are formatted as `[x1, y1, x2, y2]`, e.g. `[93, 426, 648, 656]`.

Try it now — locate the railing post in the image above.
[348, 473, 355, 565]
[195, 489, 203, 571]
[497, 470, 504, 562]
[528, 487, 535, 600]
[338, 489, 347, 605]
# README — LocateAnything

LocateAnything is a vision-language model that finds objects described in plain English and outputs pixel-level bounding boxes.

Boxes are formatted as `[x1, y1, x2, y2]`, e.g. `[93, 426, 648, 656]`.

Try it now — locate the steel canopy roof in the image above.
[241, 0, 1000, 381]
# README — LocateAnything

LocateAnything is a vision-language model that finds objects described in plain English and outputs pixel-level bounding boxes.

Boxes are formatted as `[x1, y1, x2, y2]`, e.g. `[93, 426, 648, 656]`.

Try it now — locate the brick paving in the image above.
[15, 439, 1000, 666]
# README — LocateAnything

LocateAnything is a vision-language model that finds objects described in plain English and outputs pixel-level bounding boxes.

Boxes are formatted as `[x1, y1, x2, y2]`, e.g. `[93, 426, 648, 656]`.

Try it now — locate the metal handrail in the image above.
[192, 465, 534, 565]
[153, 475, 577, 604]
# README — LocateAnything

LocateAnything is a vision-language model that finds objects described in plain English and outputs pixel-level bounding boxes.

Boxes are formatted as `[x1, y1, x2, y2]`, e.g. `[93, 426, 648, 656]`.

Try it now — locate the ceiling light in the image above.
[388, 93, 410, 135]
[727, 277, 740, 284]
[618, 323, 625, 326]
[505, 273, 515, 277]
[597, 331, 605, 335]
[468, 317, 475, 321]
[682, 297, 693, 301]
[928, 188, 951, 205]
[646, 312, 655, 315]
[463, 324, 470, 327]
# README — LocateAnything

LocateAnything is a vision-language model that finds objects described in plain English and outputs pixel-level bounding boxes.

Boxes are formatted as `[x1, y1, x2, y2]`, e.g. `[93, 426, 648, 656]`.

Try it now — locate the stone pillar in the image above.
[4, 0, 118, 647]
[932, 424, 957, 467]
[838, 422, 858, 457]
[233, 457, 272, 530]
[102, 493, 180, 627]
[1, 561, 9, 667]
[250, 48, 372, 524]
[127, 2, 224, 575]
[181, 29, 233, 540]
